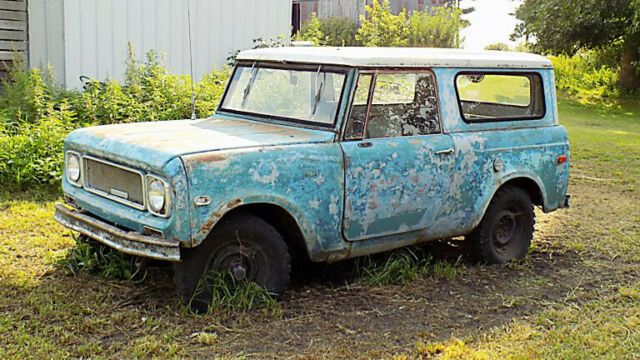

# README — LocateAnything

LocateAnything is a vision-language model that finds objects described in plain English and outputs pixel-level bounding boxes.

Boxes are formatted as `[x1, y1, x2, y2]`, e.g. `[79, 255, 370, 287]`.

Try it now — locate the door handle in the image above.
[358, 142, 373, 148]
[435, 148, 454, 155]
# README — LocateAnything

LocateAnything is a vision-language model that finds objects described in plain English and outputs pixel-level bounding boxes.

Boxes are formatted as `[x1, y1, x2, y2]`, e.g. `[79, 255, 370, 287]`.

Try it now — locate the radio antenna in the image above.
[186, 0, 196, 120]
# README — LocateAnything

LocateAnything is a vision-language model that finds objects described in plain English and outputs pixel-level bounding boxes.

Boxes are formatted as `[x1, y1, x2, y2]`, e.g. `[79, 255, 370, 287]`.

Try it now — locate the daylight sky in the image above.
[460, 0, 524, 50]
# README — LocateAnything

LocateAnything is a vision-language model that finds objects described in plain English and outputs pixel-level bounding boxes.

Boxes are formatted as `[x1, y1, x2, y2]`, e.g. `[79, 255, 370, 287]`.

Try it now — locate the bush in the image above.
[485, 43, 511, 51]
[295, 14, 361, 47]
[356, 0, 409, 47]
[0, 47, 229, 186]
[551, 50, 620, 101]
[406, 5, 463, 48]
[356, 0, 463, 48]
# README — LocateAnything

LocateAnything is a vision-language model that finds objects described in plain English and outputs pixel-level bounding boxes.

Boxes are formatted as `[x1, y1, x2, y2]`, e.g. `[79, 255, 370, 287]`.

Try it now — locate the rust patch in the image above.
[190, 153, 230, 163]
[199, 217, 216, 235]
[227, 199, 242, 209]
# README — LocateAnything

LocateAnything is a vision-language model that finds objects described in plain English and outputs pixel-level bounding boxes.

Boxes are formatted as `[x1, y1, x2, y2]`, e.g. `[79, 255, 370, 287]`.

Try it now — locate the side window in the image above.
[344, 74, 373, 139]
[366, 72, 440, 139]
[455, 73, 545, 122]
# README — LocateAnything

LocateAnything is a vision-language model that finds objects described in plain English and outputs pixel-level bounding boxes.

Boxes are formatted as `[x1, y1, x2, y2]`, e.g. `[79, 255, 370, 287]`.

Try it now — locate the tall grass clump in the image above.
[354, 248, 463, 286]
[62, 237, 144, 281]
[190, 271, 279, 314]
[0, 47, 228, 186]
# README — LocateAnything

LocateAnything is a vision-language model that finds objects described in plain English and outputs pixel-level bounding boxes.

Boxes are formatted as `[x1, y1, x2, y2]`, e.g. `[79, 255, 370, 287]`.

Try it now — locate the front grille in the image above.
[84, 156, 145, 209]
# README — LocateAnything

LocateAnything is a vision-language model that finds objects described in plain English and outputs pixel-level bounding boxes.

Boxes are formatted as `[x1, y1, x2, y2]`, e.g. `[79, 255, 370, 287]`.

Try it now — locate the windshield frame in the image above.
[216, 61, 352, 130]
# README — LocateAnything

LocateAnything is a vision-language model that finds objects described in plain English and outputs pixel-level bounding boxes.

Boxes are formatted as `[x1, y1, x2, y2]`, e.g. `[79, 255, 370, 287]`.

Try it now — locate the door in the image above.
[340, 70, 457, 241]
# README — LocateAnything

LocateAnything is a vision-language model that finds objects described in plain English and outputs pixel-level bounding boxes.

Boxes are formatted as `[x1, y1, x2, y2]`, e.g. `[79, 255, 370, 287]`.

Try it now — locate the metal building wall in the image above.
[29, 0, 292, 88]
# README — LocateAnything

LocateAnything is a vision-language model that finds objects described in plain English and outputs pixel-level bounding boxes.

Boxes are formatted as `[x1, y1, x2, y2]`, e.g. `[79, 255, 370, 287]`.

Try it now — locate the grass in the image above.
[0, 98, 638, 359]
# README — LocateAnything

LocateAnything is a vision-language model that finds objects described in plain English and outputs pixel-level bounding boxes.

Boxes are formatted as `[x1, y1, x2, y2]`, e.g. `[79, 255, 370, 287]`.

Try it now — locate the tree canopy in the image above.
[512, 0, 640, 89]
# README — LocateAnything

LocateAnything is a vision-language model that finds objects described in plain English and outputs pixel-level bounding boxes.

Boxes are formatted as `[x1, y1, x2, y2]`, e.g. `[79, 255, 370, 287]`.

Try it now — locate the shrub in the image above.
[0, 103, 74, 185]
[406, 5, 463, 48]
[319, 17, 361, 46]
[357, 0, 463, 48]
[0, 47, 229, 186]
[357, 0, 409, 47]
[485, 43, 511, 51]
[296, 14, 362, 47]
[551, 50, 620, 101]
[295, 13, 329, 46]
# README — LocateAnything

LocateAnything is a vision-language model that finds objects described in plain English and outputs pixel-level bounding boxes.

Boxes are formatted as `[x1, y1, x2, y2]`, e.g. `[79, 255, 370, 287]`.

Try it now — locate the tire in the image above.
[467, 186, 535, 264]
[173, 212, 290, 313]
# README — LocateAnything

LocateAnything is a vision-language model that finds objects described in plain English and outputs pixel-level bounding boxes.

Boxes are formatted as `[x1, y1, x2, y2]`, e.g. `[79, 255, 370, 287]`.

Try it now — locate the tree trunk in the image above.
[618, 46, 640, 91]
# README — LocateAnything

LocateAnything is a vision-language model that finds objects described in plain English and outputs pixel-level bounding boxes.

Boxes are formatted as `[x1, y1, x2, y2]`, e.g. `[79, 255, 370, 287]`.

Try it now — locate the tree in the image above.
[484, 43, 511, 51]
[512, 0, 640, 90]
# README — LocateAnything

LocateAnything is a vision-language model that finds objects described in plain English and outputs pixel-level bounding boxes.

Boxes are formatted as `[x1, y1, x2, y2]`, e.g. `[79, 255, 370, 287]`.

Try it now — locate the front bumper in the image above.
[54, 203, 181, 262]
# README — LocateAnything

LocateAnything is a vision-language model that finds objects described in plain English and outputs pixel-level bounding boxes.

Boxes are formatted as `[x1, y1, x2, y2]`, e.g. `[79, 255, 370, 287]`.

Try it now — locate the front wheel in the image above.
[467, 186, 535, 263]
[173, 212, 290, 313]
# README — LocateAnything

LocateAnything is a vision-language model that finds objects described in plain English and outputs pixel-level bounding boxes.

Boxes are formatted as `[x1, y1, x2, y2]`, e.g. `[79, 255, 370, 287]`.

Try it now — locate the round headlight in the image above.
[147, 179, 166, 213]
[66, 153, 81, 182]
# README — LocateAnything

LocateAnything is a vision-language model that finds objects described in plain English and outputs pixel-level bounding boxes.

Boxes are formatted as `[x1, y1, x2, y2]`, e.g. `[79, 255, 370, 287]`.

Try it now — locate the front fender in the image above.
[181, 143, 347, 259]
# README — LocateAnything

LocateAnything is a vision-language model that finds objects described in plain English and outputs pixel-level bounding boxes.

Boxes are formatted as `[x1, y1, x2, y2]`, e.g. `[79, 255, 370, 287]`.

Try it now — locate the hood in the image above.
[65, 116, 335, 170]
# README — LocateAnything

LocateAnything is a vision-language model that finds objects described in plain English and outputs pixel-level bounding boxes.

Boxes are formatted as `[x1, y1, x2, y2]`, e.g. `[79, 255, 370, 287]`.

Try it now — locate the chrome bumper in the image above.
[54, 203, 181, 262]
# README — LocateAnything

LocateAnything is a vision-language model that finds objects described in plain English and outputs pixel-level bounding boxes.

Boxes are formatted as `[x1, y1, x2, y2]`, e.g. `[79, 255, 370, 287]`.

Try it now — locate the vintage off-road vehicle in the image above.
[55, 47, 570, 310]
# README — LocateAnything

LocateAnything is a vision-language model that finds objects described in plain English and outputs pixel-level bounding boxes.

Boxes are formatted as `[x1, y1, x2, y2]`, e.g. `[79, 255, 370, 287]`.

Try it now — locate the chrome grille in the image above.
[84, 156, 145, 209]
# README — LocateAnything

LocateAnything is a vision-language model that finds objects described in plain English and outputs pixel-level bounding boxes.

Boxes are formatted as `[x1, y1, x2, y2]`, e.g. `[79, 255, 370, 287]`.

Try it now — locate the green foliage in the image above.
[357, 0, 463, 48]
[355, 248, 462, 286]
[192, 271, 279, 314]
[296, 14, 362, 47]
[62, 238, 144, 281]
[0, 47, 229, 186]
[485, 43, 511, 51]
[318, 17, 361, 46]
[551, 51, 621, 102]
[357, 0, 409, 47]
[0, 106, 73, 185]
[406, 6, 463, 48]
[513, 0, 640, 90]
[295, 13, 329, 46]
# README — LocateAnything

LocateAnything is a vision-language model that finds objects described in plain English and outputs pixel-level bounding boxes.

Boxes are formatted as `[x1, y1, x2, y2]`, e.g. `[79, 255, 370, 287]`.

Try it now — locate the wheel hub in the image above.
[494, 210, 517, 246]
[231, 264, 247, 281]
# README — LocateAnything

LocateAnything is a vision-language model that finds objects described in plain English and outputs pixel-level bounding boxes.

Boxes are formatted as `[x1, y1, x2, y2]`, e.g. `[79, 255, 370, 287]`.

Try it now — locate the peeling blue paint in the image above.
[57, 65, 569, 264]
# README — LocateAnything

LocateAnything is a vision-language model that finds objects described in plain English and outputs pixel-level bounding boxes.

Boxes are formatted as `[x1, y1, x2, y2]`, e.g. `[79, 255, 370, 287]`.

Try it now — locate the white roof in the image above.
[237, 47, 553, 69]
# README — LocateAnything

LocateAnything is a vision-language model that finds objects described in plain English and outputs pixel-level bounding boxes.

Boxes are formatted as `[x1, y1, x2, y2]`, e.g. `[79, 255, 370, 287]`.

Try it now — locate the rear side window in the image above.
[455, 72, 545, 122]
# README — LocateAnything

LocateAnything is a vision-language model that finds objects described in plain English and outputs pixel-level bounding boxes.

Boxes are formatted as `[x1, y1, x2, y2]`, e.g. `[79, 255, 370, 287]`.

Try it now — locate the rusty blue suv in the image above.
[55, 47, 570, 310]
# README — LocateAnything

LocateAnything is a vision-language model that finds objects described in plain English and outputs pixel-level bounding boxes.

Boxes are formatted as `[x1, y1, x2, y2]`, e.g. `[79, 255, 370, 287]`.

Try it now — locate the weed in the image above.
[190, 270, 279, 314]
[0, 46, 229, 186]
[61, 236, 145, 281]
[354, 248, 463, 286]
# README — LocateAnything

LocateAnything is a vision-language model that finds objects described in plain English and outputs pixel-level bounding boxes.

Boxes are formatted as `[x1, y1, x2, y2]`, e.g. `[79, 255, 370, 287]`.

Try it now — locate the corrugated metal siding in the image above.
[28, 0, 65, 81]
[29, 0, 291, 88]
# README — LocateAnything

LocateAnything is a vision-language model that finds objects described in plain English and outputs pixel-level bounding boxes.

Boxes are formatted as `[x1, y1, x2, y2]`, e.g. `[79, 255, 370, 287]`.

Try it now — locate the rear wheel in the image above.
[173, 212, 290, 313]
[467, 186, 535, 263]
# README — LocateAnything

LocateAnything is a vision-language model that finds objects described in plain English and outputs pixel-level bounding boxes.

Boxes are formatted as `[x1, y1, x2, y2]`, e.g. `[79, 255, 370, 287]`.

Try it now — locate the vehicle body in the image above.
[54, 47, 570, 310]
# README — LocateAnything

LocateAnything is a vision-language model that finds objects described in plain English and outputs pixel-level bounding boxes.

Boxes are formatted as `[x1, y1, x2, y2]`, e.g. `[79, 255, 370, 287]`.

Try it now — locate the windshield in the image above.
[220, 63, 347, 126]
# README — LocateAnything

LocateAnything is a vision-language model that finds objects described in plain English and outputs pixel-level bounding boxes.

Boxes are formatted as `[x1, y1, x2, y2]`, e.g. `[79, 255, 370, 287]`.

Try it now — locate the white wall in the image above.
[29, 0, 292, 88]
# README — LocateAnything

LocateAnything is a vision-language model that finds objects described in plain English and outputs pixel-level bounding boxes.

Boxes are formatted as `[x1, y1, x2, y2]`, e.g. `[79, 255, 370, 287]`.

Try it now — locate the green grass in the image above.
[393, 98, 640, 359]
[0, 98, 638, 359]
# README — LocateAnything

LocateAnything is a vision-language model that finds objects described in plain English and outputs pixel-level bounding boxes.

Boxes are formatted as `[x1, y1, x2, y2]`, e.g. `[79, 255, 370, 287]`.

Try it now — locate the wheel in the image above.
[173, 212, 290, 313]
[467, 186, 535, 264]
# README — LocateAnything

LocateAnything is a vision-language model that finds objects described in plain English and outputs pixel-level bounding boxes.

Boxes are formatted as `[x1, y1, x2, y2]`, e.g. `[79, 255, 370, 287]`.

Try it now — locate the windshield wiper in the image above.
[311, 66, 324, 115]
[241, 62, 258, 108]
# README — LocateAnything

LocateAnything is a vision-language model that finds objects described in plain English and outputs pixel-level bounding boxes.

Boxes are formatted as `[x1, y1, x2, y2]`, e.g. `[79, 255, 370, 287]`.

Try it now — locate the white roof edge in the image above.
[236, 47, 553, 69]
